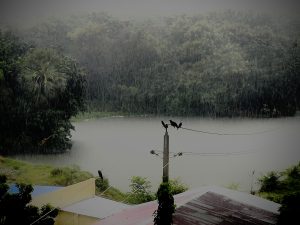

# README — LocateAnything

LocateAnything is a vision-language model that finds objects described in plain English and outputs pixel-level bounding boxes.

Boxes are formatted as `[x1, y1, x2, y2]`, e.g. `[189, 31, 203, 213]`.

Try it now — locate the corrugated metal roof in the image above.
[62, 196, 130, 219]
[173, 192, 278, 225]
[94, 186, 280, 225]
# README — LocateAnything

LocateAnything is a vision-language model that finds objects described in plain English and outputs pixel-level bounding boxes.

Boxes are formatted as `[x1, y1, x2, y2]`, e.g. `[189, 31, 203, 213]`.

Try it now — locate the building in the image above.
[30, 178, 129, 225]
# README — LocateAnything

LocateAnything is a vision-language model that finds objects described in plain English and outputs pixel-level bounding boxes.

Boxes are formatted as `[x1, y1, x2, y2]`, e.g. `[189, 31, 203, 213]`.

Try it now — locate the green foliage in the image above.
[50, 165, 93, 186]
[0, 156, 126, 202]
[258, 171, 281, 192]
[21, 11, 300, 117]
[258, 162, 300, 204]
[95, 177, 109, 192]
[169, 178, 188, 195]
[153, 182, 175, 225]
[0, 30, 86, 155]
[127, 176, 155, 204]
[0, 174, 58, 225]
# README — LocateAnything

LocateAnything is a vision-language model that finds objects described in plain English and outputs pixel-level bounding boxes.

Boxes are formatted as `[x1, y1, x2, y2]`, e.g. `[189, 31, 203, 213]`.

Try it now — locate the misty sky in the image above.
[1, 0, 299, 26]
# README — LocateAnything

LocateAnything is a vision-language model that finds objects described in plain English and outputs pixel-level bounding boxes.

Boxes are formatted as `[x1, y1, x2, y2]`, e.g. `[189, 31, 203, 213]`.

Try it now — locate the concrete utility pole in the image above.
[163, 130, 169, 182]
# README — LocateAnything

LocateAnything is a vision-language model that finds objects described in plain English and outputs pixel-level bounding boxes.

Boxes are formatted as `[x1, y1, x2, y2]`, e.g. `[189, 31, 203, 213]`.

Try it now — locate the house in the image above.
[30, 178, 129, 225]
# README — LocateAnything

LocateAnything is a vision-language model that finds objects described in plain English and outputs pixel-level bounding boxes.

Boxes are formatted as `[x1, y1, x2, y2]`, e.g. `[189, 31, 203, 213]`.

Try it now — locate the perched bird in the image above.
[169, 120, 178, 128]
[177, 122, 182, 129]
[98, 170, 103, 181]
[161, 121, 168, 129]
[150, 150, 159, 156]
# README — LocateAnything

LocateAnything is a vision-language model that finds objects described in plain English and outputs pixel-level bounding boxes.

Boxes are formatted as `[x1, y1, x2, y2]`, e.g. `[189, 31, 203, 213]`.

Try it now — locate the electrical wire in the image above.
[180, 126, 278, 136]
[178, 150, 258, 156]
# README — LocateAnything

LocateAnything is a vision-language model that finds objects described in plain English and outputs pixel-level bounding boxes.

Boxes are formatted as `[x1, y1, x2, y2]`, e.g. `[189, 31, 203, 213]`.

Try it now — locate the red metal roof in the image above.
[173, 192, 278, 225]
[93, 186, 279, 225]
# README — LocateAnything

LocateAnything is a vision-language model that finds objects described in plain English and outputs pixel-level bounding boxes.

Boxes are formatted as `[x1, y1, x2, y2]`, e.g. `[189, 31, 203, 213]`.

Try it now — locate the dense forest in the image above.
[21, 11, 300, 117]
[1, 11, 300, 154]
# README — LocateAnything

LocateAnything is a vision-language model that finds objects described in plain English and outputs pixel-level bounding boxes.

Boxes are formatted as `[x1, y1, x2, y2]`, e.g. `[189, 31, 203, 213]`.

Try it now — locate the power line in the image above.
[180, 126, 278, 136]
[178, 150, 258, 156]
[151, 149, 257, 158]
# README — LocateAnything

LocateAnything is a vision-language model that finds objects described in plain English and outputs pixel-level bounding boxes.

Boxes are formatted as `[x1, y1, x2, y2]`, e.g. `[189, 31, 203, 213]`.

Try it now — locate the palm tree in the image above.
[22, 48, 68, 104]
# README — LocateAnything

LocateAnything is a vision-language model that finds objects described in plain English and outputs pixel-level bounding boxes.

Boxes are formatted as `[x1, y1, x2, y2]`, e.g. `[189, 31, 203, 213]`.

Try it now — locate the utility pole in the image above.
[163, 129, 169, 182]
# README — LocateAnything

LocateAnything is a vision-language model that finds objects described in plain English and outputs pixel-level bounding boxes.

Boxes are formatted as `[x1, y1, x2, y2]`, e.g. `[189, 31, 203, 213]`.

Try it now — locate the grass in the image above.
[0, 156, 128, 202]
[96, 186, 128, 202]
[0, 156, 57, 185]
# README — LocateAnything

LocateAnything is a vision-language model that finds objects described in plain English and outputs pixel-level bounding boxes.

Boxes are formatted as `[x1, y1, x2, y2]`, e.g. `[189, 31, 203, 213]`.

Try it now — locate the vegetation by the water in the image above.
[0, 156, 188, 204]
[258, 162, 300, 204]
[0, 156, 93, 185]
[0, 156, 128, 201]
[257, 162, 300, 224]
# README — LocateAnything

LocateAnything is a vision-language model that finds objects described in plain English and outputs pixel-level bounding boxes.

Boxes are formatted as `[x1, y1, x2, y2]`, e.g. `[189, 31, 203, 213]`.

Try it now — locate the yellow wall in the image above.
[55, 211, 99, 225]
[31, 178, 95, 208]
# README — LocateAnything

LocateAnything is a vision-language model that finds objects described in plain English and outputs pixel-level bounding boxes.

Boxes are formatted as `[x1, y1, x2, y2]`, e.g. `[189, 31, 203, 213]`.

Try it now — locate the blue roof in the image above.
[9, 185, 62, 197]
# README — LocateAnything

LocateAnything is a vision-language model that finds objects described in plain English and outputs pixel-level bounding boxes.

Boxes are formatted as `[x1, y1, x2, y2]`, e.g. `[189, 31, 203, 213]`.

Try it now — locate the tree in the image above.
[153, 182, 175, 225]
[0, 30, 29, 154]
[0, 175, 58, 225]
[0, 29, 86, 154]
[21, 48, 68, 104]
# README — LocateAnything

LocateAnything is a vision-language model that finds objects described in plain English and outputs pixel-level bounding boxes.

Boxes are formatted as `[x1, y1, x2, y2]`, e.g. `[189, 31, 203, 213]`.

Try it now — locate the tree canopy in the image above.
[0, 30, 86, 155]
[21, 11, 300, 117]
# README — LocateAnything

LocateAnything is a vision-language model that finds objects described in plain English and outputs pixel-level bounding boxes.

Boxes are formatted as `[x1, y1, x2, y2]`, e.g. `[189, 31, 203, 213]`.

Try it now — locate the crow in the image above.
[161, 121, 168, 129]
[177, 122, 182, 129]
[169, 120, 178, 128]
[98, 170, 103, 181]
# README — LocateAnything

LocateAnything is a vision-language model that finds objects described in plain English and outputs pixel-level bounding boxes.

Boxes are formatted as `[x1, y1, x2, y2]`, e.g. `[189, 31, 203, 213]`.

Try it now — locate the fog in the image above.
[1, 0, 299, 26]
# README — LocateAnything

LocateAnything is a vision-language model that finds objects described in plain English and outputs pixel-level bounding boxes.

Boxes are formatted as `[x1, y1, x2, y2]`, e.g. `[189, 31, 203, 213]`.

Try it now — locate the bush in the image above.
[95, 177, 109, 192]
[169, 178, 188, 195]
[50, 168, 63, 176]
[258, 171, 281, 192]
[127, 176, 155, 204]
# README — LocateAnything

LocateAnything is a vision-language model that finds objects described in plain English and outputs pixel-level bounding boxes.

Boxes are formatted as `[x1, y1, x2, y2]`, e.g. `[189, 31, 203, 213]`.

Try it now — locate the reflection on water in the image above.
[15, 116, 300, 192]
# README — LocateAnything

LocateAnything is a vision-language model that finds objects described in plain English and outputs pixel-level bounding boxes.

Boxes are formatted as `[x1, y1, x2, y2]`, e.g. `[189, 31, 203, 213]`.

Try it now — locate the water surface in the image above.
[16, 116, 300, 192]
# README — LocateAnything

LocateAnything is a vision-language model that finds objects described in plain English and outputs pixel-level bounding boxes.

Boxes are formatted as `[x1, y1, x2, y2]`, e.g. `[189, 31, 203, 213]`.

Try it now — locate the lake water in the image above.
[15, 116, 300, 192]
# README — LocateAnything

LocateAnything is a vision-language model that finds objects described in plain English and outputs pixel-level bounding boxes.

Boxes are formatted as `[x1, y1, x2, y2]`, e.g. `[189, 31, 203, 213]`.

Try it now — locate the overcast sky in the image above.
[1, 0, 299, 26]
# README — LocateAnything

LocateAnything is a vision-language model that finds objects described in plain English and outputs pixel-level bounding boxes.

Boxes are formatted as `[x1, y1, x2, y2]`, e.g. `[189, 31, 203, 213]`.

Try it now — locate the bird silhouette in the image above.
[169, 120, 178, 128]
[161, 121, 168, 129]
[177, 122, 182, 129]
[98, 170, 103, 181]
